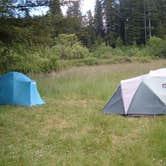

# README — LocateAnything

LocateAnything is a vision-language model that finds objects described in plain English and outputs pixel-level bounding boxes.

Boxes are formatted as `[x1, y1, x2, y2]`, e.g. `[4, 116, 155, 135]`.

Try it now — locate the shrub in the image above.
[112, 47, 125, 56]
[147, 37, 166, 57]
[55, 34, 78, 47]
[124, 46, 143, 57]
[71, 43, 89, 59]
[83, 57, 98, 65]
[0, 46, 15, 73]
[92, 43, 113, 58]
[115, 37, 123, 47]
[132, 56, 152, 63]
[0, 43, 59, 73]
[53, 34, 90, 59]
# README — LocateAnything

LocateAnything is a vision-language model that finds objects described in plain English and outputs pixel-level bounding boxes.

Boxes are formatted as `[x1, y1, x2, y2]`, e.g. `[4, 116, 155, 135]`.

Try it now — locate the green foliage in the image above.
[53, 34, 90, 59]
[93, 37, 166, 59]
[83, 57, 98, 65]
[111, 56, 132, 63]
[115, 37, 123, 47]
[49, 0, 62, 15]
[0, 45, 15, 73]
[94, 0, 103, 37]
[0, 43, 59, 73]
[55, 34, 78, 46]
[92, 43, 113, 58]
[0, 36, 165, 74]
[66, 0, 81, 17]
[147, 37, 166, 57]
[132, 56, 152, 63]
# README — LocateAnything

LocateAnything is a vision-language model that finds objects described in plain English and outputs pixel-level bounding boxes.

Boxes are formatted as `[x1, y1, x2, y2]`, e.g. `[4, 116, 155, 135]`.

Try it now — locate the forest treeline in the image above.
[0, 0, 166, 73]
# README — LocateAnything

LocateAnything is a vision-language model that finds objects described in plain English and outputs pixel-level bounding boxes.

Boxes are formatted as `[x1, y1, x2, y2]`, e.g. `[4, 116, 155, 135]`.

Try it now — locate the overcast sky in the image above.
[81, 0, 96, 15]
[30, 0, 96, 16]
[61, 0, 95, 16]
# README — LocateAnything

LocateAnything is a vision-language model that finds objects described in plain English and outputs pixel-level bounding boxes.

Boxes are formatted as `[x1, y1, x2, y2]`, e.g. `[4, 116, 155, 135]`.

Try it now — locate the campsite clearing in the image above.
[0, 60, 166, 165]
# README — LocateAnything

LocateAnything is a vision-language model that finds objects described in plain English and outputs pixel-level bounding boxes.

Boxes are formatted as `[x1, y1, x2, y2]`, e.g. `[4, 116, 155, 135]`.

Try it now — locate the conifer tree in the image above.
[49, 0, 62, 15]
[67, 0, 81, 17]
[104, 0, 120, 46]
[94, 0, 103, 38]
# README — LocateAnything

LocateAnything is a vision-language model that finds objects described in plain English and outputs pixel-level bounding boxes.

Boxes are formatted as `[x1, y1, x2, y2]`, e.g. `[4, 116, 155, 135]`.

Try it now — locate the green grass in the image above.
[0, 60, 166, 166]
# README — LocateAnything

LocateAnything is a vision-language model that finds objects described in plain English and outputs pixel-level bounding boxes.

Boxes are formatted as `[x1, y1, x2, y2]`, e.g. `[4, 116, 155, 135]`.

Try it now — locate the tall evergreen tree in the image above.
[65, 0, 82, 36]
[49, 0, 62, 15]
[84, 10, 96, 47]
[149, 0, 166, 38]
[49, 0, 63, 38]
[119, 0, 145, 44]
[104, 0, 120, 46]
[67, 0, 81, 17]
[94, 0, 103, 38]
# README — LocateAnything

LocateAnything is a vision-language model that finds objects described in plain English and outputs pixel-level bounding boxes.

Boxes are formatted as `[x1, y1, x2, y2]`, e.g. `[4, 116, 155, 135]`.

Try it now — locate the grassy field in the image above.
[0, 60, 166, 166]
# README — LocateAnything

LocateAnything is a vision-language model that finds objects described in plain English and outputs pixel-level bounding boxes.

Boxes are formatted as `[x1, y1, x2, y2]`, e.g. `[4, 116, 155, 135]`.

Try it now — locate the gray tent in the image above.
[103, 68, 166, 115]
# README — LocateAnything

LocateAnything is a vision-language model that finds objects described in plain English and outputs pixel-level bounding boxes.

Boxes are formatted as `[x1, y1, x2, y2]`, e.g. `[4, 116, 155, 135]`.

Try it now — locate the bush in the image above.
[115, 37, 123, 47]
[125, 47, 142, 57]
[132, 56, 152, 63]
[83, 57, 98, 65]
[147, 37, 166, 57]
[92, 43, 113, 58]
[53, 34, 90, 59]
[112, 47, 125, 56]
[0, 46, 15, 73]
[73, 43, 89, 58]
[0, 43, 59, 73]
[1, 36, 165, 74]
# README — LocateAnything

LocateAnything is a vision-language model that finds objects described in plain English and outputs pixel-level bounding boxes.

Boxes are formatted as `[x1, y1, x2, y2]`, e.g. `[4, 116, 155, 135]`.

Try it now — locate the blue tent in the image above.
[0, 72, 45, 106]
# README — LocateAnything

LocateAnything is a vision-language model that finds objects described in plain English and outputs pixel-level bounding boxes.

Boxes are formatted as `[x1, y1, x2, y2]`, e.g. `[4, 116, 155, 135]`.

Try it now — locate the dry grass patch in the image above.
[41, 117, 74, 137]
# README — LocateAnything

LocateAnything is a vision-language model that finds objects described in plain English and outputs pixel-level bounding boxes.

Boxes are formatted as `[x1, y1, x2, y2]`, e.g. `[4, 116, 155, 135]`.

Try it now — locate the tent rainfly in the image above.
[0, 72, 44, 107]
[103, 68, 166, 115]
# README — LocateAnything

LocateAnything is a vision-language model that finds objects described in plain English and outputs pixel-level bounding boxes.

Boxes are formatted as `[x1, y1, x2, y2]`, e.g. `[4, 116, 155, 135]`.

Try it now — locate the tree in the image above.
[119, 0, 145, 45]
[78, 10, 96, 47]
[150, 0, 166, 38]
[94, 0, 103, 38]
[67, 0, 81, 17]
[0, 0, 53, 45]
[0, 0, 50, 17]
[49, 0, 62, 15]
[104, 0, 120, 46]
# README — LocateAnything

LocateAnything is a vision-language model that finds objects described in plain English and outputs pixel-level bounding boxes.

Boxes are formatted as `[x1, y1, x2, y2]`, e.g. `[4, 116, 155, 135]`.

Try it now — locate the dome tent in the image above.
[103, 68, 166, 115]
[0, 72, 44, 106]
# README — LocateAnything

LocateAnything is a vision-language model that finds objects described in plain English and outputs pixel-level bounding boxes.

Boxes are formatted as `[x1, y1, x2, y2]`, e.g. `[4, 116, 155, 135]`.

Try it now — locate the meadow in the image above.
[0, 60, 166, 166]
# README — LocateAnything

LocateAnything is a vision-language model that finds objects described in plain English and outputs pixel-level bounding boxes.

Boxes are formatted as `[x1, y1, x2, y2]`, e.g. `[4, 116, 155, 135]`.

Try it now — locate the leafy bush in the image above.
[92, 43, 113, 58]
[115, 37, 123, 47]
[147, 37, 166, 57]
[83, 57, 98, 65]
[132, 56, 152, 63]
[53, 34, 90, 59]
[0, 44, 59, 73]
[0, 46, 15, 73]
[0, 36, 165, 74]
[112, 47, 125, 56]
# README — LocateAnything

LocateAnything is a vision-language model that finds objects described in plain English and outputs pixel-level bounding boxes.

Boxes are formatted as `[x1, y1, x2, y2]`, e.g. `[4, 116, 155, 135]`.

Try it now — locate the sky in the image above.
[81, 0, 96, 15]
[61, 0, 95, 16]
[30, 0, 96, 16]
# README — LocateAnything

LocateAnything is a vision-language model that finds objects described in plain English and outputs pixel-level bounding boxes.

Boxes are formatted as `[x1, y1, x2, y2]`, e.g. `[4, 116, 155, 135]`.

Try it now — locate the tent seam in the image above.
[127, 82, 166, 114]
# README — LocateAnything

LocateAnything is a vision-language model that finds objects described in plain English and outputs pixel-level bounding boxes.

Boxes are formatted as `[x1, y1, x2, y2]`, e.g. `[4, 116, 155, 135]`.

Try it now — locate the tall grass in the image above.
[0, 61, 166, 165]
